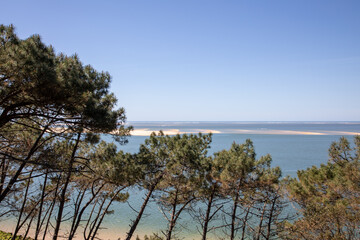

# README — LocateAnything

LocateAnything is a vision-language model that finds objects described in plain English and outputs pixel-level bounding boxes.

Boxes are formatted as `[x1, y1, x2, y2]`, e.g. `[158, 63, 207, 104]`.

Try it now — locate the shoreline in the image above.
[130, 128, 360, 136]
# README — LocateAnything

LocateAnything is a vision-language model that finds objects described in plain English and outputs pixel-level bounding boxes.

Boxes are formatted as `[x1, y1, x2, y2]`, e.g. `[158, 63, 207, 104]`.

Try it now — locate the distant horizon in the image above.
[126, 120, 360, 136]
[127, 120, 360, 123]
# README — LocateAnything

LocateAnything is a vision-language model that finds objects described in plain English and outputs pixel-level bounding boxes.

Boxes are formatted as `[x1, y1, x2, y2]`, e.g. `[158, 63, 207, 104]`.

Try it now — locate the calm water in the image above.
[98, 122, 360, 239]
[2, 122, 360, 239]
[127, 121, 360, 133]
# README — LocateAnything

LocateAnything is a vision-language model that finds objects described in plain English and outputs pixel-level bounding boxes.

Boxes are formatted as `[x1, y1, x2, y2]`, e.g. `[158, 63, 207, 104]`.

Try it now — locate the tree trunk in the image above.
[83, 196, 100, 240]
[202, 187, 215, 240]
[256, 201, 267, 240]
[52, 132, 81, 240]
[23, 213, 36, 240]
[165, 189, 195, 240]
[266, 196, 277, 240]
[12, 170, 33, 240]
[166, 189, 179, 240]
[42, 176, 60, 240]
[85, 194, 107, 240]
[0, 125, 48, 203]
[126, 178, 161, 240]
[0, 155, 9, 195]
[91, 187, 124, 240]
[241, 205, 251, 240]
[68, 187, 87, 240]
[68, 183, 105, 240]
[230, 188, 240, 240]
[35, 170, 48, 240]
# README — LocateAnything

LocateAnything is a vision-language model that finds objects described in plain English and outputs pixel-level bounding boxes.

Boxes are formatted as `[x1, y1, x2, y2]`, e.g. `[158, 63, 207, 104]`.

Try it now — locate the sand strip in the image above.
[131, 128, 360, 136]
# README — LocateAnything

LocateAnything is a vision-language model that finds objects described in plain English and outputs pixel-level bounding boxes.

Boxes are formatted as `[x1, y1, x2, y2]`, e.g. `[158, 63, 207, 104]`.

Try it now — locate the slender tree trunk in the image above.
[126, 178, 161, 240]
[13, 199, 39, 239]
[90, 187, 124, 240]
[42, 176, 60, 240]
[0, 155, 9, 194]
[266, 196, 277, 240]
[68, 183, 105, 240]
[166, 189, 179, 240]
[202, 187, 215, 240]
[167, 194, 195, 240]
[230, 188, 240, 240]
[68, 187, 87, 239]
[23, 213, 36, 240]
[53, 132, 81, 240]
[0, 125, 48, 203]
[35, 170, 48, 240]
[83, 196, 100, 240]
[12, 170, 33, 240]
[241, 205, 252, 240]
[38, 198, 55, 240]
[85, 194, 107, 240]
[256, 201, 268, 240]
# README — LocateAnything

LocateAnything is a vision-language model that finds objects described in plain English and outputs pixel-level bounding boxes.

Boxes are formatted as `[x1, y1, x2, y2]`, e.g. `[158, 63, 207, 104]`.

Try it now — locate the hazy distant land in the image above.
[129, 121, 360, 136]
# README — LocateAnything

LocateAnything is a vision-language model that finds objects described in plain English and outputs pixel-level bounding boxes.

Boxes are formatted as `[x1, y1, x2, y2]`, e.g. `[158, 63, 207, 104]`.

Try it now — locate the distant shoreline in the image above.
[130, 128, 360, 136]
[127, 121, 360, 124]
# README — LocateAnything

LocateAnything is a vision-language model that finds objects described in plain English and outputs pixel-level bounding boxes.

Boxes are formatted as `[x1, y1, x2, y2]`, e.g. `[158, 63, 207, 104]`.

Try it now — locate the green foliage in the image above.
[213, 139, 281, 194]
[0, 25, 132, 240]
[0, 230, 33, 240]
[88, 140, 139, 185]
[0, 24, 131, 136]
[138, 132, 212, 238]
[212, 139, 286, 239]
[137, 131, 212, 188]
[4, 23, 358, 240]
[284, 136, 360, 240]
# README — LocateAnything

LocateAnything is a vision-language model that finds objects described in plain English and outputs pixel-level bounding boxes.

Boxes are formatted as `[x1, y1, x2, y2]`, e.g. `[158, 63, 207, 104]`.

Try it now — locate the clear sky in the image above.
[1, 0, 360, 121]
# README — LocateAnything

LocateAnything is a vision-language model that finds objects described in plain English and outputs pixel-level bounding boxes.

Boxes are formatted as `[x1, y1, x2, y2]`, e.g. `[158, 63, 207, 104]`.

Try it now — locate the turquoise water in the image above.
[2, 122, 359, 239]
[116, 133, 349, 177]
[99, 122, 359, 239]
[127, 121, 360, 134]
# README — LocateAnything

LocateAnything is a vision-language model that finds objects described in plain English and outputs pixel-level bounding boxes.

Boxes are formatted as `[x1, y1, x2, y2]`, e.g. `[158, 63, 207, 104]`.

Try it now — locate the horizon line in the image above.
[127, 120, 360, 123]
[125, 120, 360, 124]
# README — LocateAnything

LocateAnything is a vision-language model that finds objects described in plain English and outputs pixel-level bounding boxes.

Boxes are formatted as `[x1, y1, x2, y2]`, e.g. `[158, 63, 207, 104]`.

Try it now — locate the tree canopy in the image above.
[0, 24, 129, 134]
[284, 136, 360, 240]
[1, 24, 359, 240]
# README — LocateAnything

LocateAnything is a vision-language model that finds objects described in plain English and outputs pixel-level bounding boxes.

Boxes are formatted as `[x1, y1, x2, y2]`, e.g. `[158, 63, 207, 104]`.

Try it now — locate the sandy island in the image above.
[130, 128, 221, 136]
[130, 128, 360, 136]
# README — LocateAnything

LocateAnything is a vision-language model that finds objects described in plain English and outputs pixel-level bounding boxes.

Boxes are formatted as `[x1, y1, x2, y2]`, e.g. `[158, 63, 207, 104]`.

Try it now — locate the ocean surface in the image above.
[2, 122, 360, 239]
[99, 122, 360, 239]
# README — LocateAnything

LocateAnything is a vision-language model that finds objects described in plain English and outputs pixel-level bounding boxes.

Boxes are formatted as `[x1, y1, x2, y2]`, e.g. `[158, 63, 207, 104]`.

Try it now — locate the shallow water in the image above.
[99, 122, 359, 239]
[2, 122, 359, 239]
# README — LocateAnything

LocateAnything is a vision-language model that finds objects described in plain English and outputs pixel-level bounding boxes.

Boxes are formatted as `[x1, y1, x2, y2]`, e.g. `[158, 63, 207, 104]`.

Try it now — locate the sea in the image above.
[2, 122, 360, 239]
[98, 121, 360, 239]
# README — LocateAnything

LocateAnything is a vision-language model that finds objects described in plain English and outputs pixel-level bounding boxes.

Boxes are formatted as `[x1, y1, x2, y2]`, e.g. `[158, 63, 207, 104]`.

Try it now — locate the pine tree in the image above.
[283, 136, 360, 240]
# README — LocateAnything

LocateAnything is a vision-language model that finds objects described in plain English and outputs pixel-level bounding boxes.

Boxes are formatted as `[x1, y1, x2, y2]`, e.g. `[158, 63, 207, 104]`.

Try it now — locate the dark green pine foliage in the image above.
[0, 24, 130, 134]
[154, 133, 211, 240]
[0, 24, 132, 240]
[283, 136, 360, 240]
[126, 132, 211, 240]
[0, 24, 57, 128]
[213, 139, 284, 240]
[190, 153, 226, 240]
[0, 24, 132, 202]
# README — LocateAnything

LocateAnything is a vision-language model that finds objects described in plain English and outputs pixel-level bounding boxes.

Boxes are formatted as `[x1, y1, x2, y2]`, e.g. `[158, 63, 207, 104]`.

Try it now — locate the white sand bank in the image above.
[131, 128, 221, 136]
[131, 128, 360, 136]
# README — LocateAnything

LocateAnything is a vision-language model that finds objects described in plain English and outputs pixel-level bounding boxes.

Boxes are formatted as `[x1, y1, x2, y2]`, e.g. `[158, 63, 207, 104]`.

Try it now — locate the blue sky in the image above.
[2, 1, 360, 121]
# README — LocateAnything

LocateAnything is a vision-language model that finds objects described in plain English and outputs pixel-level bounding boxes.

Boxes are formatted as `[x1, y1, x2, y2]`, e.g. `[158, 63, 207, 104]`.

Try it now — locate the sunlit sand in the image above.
[131, 128, 360, 136]
[231, 129, 326, 135]
[230, 129, 360, 135]
[131, 128, 221, 136]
